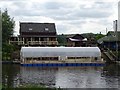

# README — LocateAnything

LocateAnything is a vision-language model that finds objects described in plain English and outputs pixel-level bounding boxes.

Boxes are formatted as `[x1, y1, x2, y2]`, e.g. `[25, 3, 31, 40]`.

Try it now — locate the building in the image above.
[57, 34, 97, 47]
[98, 31, 120, 50]
[65, 34, 88, 47]
[9, 22, 58, 46]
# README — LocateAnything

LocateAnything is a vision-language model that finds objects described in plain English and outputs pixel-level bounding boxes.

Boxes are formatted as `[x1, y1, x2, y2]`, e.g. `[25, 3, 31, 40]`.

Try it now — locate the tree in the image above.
[57, 34, 67, 46]
[2, 9, 15, 60]
[2, 9, 15, 43]
[95, 34, 105, 40]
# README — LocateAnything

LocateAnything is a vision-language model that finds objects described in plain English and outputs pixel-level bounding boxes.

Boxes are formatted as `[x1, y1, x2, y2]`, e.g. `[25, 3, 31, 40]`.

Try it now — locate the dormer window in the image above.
[45, 28, 49, 31]
[29, 28, 32, 30]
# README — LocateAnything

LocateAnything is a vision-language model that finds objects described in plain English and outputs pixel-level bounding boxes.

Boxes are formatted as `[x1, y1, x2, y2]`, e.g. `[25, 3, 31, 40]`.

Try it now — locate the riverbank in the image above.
[2, 61, 20, 64]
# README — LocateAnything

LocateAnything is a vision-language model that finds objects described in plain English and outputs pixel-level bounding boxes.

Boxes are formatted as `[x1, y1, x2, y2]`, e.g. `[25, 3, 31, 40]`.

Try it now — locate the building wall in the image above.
[103, 41, 120, 50]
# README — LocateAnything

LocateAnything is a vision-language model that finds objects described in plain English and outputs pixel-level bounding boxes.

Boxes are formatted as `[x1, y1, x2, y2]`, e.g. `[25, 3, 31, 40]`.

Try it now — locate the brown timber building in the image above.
[9, 22, 58, 46]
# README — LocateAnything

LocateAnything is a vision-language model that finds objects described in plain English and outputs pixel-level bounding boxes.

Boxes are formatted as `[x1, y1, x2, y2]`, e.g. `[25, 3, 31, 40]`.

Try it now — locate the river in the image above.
[2, 63, 120, 88]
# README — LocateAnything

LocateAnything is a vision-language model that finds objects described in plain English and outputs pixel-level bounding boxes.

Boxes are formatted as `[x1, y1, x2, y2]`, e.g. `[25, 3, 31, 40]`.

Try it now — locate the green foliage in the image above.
[2, 9, 15, 43]
[2, 9, 15, 60]
[95, 34, 105, 40]
[57, 34, 67, 46]
[82, 33, 105, 40]
[2, 43, 16, 60]
[0, 84, 2, 90]
[81, 33, 96, 39]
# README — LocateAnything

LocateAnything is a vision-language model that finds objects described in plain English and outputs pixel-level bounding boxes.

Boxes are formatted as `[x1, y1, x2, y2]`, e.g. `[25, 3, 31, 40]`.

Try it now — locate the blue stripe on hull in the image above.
[21, 63, 105, 67]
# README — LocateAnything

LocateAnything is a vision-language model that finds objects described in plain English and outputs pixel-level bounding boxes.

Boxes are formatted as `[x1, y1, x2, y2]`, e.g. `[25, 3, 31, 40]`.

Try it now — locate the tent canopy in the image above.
[20, 47, 101, 58]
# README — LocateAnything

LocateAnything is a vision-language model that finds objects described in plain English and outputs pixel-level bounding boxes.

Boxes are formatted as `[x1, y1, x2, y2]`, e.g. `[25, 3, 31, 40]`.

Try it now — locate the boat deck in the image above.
[21, 59, 105, 67]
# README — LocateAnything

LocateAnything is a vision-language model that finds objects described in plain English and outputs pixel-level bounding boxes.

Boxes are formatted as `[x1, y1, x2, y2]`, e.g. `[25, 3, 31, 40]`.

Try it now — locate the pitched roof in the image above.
[72, 34, 84, 39]
[20, 22, 57, 33]
[98, 31, 120, 44]
[64, 34, 85, 39]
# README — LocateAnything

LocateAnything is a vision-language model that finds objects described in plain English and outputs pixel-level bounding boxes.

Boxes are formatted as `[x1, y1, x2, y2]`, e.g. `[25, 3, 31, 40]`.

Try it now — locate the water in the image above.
[2, 64, 120, 88]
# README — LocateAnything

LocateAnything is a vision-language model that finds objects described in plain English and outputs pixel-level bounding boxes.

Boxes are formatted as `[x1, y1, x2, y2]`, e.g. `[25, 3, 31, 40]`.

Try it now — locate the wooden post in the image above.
[18, 37, 19, 45]
[58, 56, 60, 61]
[23, 37, 24, 45]
[31, 37, 32, 45]
[39, 37, 40, 44]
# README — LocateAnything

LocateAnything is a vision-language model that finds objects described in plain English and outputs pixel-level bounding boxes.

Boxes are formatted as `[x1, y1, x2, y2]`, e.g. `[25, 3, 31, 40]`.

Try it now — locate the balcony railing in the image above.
[9, 40, 58, 45]
[28, 41, 58, 45]
[9, 41, 24, 45]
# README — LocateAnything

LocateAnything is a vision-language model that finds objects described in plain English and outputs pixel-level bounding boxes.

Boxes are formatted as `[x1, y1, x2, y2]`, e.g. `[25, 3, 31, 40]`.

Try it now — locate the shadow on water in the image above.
[2, 64, 20, 88]
[102, 63, 120, 77]
[101, 63, 120, 88]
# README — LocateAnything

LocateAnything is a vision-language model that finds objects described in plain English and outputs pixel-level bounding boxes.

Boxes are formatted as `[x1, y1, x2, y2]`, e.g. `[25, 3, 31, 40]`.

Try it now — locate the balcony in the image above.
[9, 41, 24, 45]
[9, 40, 58, 46]
[28, 41, 58, 45]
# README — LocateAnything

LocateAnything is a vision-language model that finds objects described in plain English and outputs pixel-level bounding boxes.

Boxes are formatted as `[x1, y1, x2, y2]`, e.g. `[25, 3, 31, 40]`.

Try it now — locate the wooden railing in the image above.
[9, 40, 58, 45]
[28, 41, 58, 45]
[9, 41, 24, 45]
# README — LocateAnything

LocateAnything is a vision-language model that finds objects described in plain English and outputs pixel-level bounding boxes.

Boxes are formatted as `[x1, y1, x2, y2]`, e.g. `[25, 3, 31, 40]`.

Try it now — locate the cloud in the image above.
[0, 0, 118, 35]
[43, 2, 63, 9]
[73, 9, 112, 18]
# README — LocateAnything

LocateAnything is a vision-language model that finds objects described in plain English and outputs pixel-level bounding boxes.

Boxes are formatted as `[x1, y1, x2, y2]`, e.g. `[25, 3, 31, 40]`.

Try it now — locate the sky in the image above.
[0, 0, 119, 35]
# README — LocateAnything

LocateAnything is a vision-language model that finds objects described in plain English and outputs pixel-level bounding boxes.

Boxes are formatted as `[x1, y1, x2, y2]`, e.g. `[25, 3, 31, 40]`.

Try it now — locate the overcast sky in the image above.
[0, 0, 119, 35]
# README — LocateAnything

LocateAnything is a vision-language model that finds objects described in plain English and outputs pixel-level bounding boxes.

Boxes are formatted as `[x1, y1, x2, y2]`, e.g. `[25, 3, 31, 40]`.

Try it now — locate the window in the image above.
[29, 28, 32, 30]
[45, 28, 49, 31]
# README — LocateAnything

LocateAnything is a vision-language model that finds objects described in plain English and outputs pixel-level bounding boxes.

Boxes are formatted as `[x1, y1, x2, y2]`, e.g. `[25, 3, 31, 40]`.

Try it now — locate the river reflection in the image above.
[2, 64, 120, 88]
